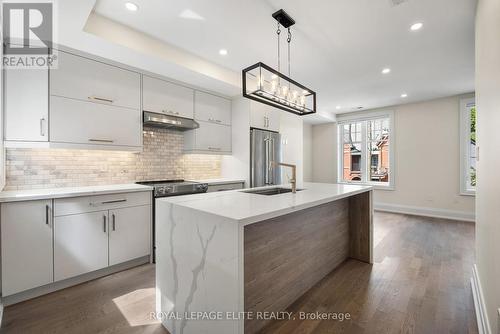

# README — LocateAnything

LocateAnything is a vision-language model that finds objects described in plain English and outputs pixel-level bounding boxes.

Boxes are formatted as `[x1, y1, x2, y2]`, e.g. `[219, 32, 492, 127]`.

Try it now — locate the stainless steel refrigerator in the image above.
[250, 128, 283, 187]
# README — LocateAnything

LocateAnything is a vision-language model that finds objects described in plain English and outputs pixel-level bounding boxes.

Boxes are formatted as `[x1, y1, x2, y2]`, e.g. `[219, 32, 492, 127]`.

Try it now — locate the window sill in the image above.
[460, 191, 476, 197]
[337, 181, 394, 191]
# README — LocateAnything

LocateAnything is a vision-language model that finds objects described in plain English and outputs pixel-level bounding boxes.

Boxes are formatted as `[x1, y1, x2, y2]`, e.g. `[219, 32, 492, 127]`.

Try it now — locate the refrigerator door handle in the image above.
[264, 138, 269, 185]
[270, 138, 275, 184]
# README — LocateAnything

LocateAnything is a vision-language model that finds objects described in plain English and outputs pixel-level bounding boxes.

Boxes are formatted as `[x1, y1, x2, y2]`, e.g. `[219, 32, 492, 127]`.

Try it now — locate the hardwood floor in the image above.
[0, 212, 477, 334]
[261, 212, 478, 334]
[0, 264, 167, 334]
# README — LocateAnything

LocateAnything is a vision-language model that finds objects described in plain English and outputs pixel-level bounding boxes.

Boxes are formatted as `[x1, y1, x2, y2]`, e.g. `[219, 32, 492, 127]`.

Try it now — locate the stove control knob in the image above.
[165, 187, 172, 193]
[157, 188, 166, 195]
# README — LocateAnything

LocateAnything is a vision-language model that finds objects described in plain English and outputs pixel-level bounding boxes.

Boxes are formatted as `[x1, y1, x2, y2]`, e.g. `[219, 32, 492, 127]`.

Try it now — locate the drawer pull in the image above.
[88, 96, 114, 104]
[208, 147, 221, 151]
[101, 199, 127, 204]
[89, 138, 114, 143]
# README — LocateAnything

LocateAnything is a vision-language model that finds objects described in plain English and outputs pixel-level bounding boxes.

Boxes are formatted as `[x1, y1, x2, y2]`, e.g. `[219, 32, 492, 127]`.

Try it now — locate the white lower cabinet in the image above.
[54, 211, 109, 281]
[109, 205, 151, 266]
[0, 191, 152, 298]
[207, 182, 244, 192]
[54, 211, 108, 281]
[1, 200, 53, 296]
[53, 193, 152, 282]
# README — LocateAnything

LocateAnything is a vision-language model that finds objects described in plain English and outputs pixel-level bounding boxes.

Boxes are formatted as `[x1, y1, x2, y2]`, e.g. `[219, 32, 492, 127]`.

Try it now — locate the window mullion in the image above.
[361, 121, 368, 183]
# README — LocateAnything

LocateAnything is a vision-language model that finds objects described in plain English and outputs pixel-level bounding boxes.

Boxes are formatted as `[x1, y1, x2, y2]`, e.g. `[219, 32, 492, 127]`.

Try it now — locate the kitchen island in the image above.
[155, 182, 373, 334]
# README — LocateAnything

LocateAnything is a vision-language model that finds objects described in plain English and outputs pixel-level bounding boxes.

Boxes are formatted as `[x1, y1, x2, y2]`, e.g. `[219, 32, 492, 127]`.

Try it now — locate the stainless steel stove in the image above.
[136, 179, 208, 197]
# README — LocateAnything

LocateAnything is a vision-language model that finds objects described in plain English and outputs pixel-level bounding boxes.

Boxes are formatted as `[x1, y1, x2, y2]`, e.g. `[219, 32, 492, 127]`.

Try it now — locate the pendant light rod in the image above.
[287, 27, 291, 77]
[277, 22, 281, 73]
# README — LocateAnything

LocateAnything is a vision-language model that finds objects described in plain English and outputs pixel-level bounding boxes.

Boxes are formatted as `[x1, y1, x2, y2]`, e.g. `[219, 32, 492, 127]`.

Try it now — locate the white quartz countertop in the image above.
[158, 182, 372, 225]
[0, 184, 153, 202]
[187, 178, 245, 185]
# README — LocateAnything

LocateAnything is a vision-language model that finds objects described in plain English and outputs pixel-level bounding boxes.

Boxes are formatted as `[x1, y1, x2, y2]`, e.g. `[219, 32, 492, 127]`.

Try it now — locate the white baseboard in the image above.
[471, 264, 491, 334]
[374, 202, 475, 222]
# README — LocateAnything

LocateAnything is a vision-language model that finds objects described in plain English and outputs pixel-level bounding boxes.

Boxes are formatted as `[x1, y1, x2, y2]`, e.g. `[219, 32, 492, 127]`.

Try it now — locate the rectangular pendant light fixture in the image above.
[242, 9, 316, 116]
[242, 62, 316, 116]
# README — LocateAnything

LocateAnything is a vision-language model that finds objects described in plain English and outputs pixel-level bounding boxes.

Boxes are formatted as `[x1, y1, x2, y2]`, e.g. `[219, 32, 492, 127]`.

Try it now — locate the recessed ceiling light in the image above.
[336, 105, 341, 110]
[410, 22, 423, 31]
[382, 68, 391, 74]
[401, 93, 408, 98]
[219, 49, 228, 56]
[125, 2, 138, 11]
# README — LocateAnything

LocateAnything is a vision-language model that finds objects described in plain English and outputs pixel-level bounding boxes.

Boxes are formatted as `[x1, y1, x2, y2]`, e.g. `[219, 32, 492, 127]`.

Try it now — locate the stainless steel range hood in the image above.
[143, 111, 199, 131]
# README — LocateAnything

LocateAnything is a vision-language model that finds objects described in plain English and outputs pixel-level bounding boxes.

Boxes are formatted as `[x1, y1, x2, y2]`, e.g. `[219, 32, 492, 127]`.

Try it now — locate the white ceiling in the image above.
[93, 0, 476, 116]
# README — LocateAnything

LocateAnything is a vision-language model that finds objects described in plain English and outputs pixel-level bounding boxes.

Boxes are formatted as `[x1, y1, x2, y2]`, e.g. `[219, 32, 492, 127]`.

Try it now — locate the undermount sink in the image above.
[242, 187, 303, 196]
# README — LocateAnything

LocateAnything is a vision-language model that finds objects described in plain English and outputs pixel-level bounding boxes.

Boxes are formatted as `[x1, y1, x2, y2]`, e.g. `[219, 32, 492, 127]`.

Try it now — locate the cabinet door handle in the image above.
[88, 96, 114, 104]
[40, 118, 46, 137]
[112, 213, 116, 231]
[45, 204, 49, 225]
[103, 215, 107, 233]
[89, 138, 114, 143]
[101, 199, 127, 204]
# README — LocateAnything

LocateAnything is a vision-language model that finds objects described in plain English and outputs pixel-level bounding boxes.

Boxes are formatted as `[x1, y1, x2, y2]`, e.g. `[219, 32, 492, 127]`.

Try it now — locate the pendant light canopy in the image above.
[242, 9, 316, 116]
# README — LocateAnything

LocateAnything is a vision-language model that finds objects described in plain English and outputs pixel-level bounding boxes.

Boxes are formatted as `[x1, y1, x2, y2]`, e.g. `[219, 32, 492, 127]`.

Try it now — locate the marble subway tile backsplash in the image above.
[5, 127, 221, 190]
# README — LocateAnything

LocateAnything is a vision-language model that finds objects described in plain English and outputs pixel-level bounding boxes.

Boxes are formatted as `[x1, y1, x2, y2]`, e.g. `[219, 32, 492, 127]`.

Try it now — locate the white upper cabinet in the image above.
[50, 51, 141, 110]
[50, 96, 142, 148]
[48, 51, 142, 150]
[1, 200, 53, 296]
[250, 102, 280, 132]
[4, 66, 49, 142]
[194, 91, 231, 125]
[184, 121, 231, 154]
[143, 75, 194, 119]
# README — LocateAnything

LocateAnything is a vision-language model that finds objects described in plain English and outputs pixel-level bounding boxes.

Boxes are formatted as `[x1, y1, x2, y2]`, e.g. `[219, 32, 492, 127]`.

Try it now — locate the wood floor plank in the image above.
[262, 212, 478, 334]
[0, 264, 167, 334]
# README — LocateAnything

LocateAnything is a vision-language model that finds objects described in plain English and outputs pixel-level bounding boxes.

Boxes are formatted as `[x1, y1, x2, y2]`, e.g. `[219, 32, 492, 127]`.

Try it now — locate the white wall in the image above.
[311, 95, 475, 220]
[280, 112, 304, 188]
[303, 123, 313, 182]
[221, 97, 251, 186]
[311, 123, 337, 183]
[475, 0, 500, 332]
